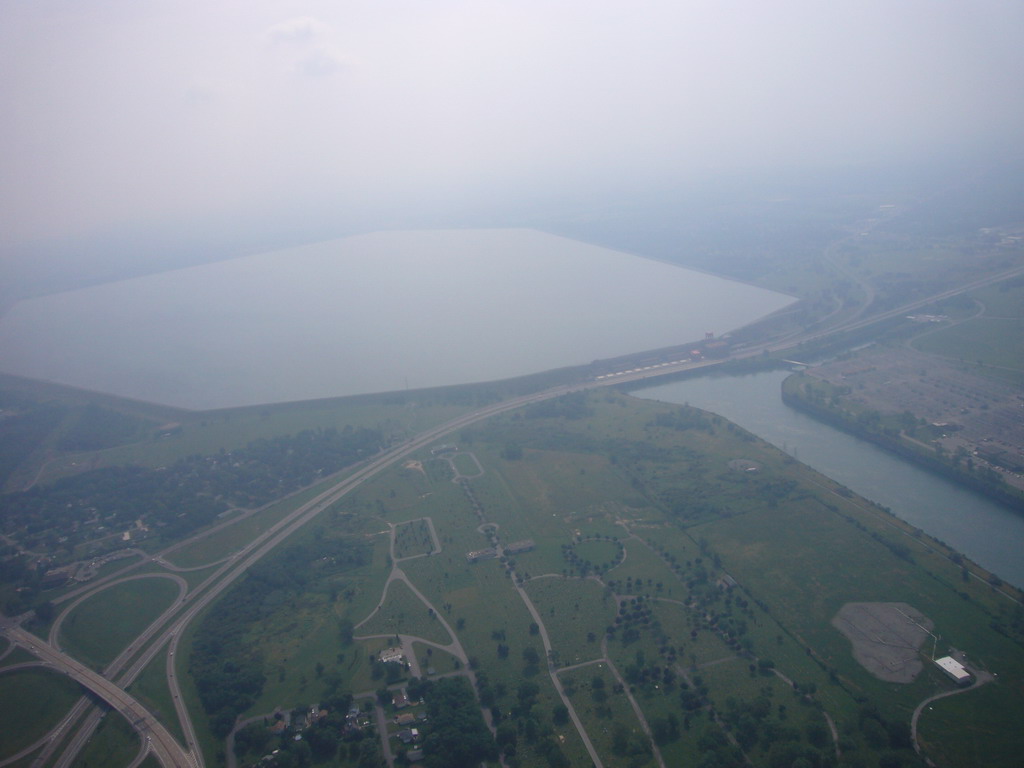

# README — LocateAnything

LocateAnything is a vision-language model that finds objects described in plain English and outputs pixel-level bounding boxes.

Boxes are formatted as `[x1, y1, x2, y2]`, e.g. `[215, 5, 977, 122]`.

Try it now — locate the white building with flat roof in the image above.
[934, 656, 972, 686]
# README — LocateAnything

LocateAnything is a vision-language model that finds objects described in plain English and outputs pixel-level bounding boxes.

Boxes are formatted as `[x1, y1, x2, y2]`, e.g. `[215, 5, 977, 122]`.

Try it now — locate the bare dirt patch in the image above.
[832, 602, 933, 683]
[403, 460, 426, 475]
[727, 458, 762, 473]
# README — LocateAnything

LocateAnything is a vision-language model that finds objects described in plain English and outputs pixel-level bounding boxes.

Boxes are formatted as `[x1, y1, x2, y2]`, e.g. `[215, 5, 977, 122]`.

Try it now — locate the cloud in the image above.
[296, 49, 343, 78]
[1, 1, 1022, 249]
[265, 16, 344, 78]
[266, 16, 329, 44]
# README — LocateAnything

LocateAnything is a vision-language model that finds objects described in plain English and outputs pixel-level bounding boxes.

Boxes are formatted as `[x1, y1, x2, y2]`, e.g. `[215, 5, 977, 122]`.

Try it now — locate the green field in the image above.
[560, 663, 656, 768]
[908, 276, 1024, 385]
[0, 646, 36, 669]
[356, 578, 452, 646]
[452, 451, 482, 476]
[393, 518, 438, 560]
[164, 477, 343, 569]
[0, 668, 83, 759]
[913, 317, 1024, 373]
[176, 389, 1024, 767]
[524, 577, 613, 666]
[34, 398, 475, 485]
[59, 576, 181, 670]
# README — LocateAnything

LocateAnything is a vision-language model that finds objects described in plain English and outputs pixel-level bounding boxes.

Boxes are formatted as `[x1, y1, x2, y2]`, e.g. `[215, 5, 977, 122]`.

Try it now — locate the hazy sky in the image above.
[2, 0, 1023, 249]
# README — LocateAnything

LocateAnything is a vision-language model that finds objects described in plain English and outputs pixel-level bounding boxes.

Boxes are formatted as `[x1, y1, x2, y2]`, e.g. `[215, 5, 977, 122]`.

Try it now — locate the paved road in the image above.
[510, 574, 603, 768]
[3, 626, 195, 768]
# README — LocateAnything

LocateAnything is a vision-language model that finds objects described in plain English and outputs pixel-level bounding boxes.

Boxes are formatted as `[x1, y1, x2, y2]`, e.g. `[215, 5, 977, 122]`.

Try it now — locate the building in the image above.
[934, 656, 972, 686]
[504, 539, 535, 555]
[379, 647, 404, 664]
[397, 728, 421, 744]
[466, 547, 498, 563]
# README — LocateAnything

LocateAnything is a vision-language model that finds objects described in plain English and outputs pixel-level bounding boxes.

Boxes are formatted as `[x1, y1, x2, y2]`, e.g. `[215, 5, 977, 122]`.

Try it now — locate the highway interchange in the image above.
[3, 261, 1024, 768]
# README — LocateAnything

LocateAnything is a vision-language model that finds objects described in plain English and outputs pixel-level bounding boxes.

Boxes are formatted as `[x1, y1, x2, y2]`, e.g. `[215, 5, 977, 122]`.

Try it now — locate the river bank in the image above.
[781, 371, 1024, 513]
[633, 370, 1024, 590]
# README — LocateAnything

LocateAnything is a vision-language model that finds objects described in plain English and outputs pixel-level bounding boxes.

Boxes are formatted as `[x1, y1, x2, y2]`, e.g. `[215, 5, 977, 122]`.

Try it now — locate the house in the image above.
[395, 713, 416, 726]
[379, 647, 405, 664]
[392, 691, 410, 709]
[397, 728, 421, 744]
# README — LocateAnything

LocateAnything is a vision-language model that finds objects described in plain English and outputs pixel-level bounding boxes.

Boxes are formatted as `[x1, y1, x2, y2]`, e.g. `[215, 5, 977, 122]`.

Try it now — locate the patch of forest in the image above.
[420, 676, 498, 768]
[191, 534, 371, 738]
[0, 426, 380, 612]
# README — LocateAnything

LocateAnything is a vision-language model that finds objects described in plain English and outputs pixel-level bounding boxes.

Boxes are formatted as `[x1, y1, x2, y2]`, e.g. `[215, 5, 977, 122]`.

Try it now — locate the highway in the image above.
[3, 626, 194, 768]
[4, 259, 1024, 768]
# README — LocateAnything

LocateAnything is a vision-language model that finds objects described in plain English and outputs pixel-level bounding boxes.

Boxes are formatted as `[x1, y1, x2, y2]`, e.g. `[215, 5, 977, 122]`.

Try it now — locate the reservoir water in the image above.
[635, 370, 1024, 589]
[0, 229, 793, 410]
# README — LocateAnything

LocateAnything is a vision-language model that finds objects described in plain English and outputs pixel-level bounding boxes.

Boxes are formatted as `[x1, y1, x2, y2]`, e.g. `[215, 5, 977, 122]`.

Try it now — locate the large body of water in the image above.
[636, 370, 1024, 589]
[0, 229, 793, 410]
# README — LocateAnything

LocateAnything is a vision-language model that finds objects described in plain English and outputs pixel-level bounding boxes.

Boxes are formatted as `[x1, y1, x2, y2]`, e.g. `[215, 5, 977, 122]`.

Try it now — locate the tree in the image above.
[552, 704, 569, 726]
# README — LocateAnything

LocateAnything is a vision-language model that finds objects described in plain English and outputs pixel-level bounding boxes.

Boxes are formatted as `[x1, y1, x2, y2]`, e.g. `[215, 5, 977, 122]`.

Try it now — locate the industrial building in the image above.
[934, 656, 972, 686]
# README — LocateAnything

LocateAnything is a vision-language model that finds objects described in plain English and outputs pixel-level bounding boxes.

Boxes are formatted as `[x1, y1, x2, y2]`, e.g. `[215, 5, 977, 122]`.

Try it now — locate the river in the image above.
[635, 369, 1024, 589]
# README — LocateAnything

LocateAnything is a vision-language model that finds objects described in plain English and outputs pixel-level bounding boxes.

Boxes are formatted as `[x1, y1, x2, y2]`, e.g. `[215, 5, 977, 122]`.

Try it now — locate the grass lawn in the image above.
[917, 680, 1024, 768]
[452, 451, 481, 476]
[165, 478, 345, 568]
[411, 642, 461, 675]
[393, 518, 437, 560]
[0, 668, 83, 759]
[524, 576, 614, 666]
[59, 576, 181, 670]
[0, 647, 36, 669]
[913, 317, 1024, 372]
[356, 578, 452, 646]
[560, 663, 657, 768]
[38, 400, 474, 482]
[605, 536, 680, 597]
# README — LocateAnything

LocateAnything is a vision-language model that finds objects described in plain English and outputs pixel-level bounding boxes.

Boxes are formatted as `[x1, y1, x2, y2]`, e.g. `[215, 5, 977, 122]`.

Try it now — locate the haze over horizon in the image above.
[2, 0, 1023, 277]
